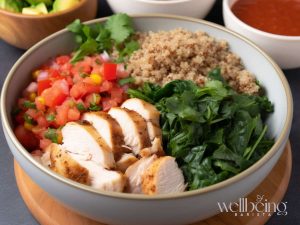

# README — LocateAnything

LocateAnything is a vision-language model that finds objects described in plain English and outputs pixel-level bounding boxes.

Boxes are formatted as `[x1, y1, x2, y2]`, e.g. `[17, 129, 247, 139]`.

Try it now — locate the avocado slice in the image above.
[52, 0, 80, 12]
[22, 2, 48, 15]
[0, 0, 24, 13]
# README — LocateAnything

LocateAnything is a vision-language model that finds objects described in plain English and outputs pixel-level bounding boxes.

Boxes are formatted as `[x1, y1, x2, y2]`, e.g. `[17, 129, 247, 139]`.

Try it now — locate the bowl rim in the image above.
[132, 0, 211, 5]
[0, 0, 90, 19]
[223, 0, 300, 40]
[1, 14, 293, 200]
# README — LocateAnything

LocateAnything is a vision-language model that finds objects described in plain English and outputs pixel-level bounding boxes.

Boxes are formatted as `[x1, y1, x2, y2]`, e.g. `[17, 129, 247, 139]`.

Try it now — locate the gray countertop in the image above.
[0, 1, 299, 224]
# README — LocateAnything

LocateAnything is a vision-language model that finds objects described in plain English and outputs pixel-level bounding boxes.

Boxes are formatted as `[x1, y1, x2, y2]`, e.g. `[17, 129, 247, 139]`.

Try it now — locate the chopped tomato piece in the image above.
[110, 87, 124, 103]
[68, 108, 81, 121]
[38, 79, 52, 95]
[56, 55, 70, 65]
[14, 125, 39, 151]
[48, 69, 61, 79]
[102, 98, 118, 111]
[42, 80, 69, 108]
[56, 103, 70, 126]
[70, 81, 100, 99]
[37, 116, 49, 127]
[103, 63, 117, 81]
[99, 80, 113, 92]
[39, 138, 52, 150]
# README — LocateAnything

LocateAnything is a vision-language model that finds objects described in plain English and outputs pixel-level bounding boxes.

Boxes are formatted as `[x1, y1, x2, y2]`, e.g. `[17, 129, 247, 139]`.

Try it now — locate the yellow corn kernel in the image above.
[32, 70, 40, 80]
[90, 73, 103, 85]
[36, 96, 45, 105]
[24, 122, 33, 130]
[29, 92, 37, 102]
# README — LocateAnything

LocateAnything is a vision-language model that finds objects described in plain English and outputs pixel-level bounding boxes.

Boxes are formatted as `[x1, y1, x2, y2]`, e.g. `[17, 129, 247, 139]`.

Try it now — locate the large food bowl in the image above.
[0, 15, 293, 225]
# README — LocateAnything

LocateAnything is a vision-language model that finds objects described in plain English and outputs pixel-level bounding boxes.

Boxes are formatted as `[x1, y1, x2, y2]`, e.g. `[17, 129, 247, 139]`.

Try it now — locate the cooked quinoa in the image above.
[127, 29, 259, 94]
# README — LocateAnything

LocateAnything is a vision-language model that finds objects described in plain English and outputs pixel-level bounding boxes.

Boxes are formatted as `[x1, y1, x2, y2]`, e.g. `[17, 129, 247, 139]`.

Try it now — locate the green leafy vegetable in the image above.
[128, 68, 274, 190]
[67, 14, 139, 63]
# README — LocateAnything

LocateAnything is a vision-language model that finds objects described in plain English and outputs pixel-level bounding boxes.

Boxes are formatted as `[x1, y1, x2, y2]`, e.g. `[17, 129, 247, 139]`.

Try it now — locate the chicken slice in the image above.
[121, 98, 160, 126]
[116, 153, 138, 173]
[108, 107, 151, 155]
[46, 143, 90, 185]
[125, 155, 157, 193]
[121, 99, 164, 156]
[140, 138, 164, 157]
[82, 112, 126, 153]
[72, 157, 126, 192]
[45, 143, 125, 192]
[142, 156, 186, 195]
[61, 121, 115, 169]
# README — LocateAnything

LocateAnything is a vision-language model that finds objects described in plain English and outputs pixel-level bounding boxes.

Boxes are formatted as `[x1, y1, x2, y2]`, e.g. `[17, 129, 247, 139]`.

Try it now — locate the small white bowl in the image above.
[223, 0, 300, 69]
[107, 0, 216, 19]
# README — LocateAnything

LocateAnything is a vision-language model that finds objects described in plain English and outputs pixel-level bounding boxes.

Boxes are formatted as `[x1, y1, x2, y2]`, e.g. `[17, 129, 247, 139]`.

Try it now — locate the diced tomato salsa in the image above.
[13, 54, 129, 151]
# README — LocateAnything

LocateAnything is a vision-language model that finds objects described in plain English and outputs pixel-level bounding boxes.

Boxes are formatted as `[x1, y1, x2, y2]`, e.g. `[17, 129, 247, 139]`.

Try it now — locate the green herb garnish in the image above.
[23, 101, 36, 109]
[46, 114, 55, 122]
[23, 113, 36, 125]
[44, 128, 58, 143]
[76, 103, 86, 111]
[67, 14, 139, 63]
[118, 76, 135, 86]
[88, 103, 101, 111]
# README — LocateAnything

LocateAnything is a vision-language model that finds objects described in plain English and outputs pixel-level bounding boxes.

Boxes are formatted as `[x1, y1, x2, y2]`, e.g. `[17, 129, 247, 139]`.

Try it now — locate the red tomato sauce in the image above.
[231, 0, 300, 36]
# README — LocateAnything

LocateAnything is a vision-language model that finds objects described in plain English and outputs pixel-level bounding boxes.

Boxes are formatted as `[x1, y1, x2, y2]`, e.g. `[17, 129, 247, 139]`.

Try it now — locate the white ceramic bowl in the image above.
[223, 0, 300, 69]
[1, 15, 293, 225]
[107, 0, 216, 19]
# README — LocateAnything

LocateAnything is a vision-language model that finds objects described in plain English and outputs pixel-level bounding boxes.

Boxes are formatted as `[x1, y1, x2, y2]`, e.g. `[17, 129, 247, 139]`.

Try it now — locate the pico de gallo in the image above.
[13, 53, 134, 151]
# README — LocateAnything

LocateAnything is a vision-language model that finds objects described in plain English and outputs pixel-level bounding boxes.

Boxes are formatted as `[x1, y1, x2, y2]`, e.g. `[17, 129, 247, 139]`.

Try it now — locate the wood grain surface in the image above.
[14, 142, 291, 225]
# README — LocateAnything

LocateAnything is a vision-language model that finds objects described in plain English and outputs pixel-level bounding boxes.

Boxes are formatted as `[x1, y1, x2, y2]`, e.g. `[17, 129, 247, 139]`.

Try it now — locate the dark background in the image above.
[0, 0, 299, 224]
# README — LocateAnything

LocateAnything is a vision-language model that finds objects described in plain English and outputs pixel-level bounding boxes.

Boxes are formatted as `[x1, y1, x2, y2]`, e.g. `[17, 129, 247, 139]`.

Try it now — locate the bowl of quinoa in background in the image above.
[1, 15, 292, 225]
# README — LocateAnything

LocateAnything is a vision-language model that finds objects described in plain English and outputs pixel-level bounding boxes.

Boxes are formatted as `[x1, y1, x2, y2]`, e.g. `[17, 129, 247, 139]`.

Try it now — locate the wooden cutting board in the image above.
[14, 142, 292, 225]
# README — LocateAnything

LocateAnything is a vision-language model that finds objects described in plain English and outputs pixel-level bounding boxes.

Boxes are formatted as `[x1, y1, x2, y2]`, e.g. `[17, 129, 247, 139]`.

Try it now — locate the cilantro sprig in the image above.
[67, 13, 139, 63]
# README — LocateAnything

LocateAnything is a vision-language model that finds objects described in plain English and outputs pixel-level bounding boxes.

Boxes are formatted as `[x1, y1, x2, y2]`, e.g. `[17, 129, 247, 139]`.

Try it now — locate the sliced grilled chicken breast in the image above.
[121, 98, 160, 126]
[62, 121, 115, 169]
[125, 155, 157, 193]
[73, 158, 126, 192]
[46, 143, 90, 185]
[82, 112, 126, 153]
[116, 153, 138, 173]
[121, 99, 164, 156]
[108, 107, 151, 155]
[45, 143, 125, 192]
[142, 156, 186, 195]
[140, 138, 164, 157]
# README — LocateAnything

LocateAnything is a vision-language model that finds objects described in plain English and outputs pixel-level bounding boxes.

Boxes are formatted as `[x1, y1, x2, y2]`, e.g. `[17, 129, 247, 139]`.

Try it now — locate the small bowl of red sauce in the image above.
[223, 0, 300, 69]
